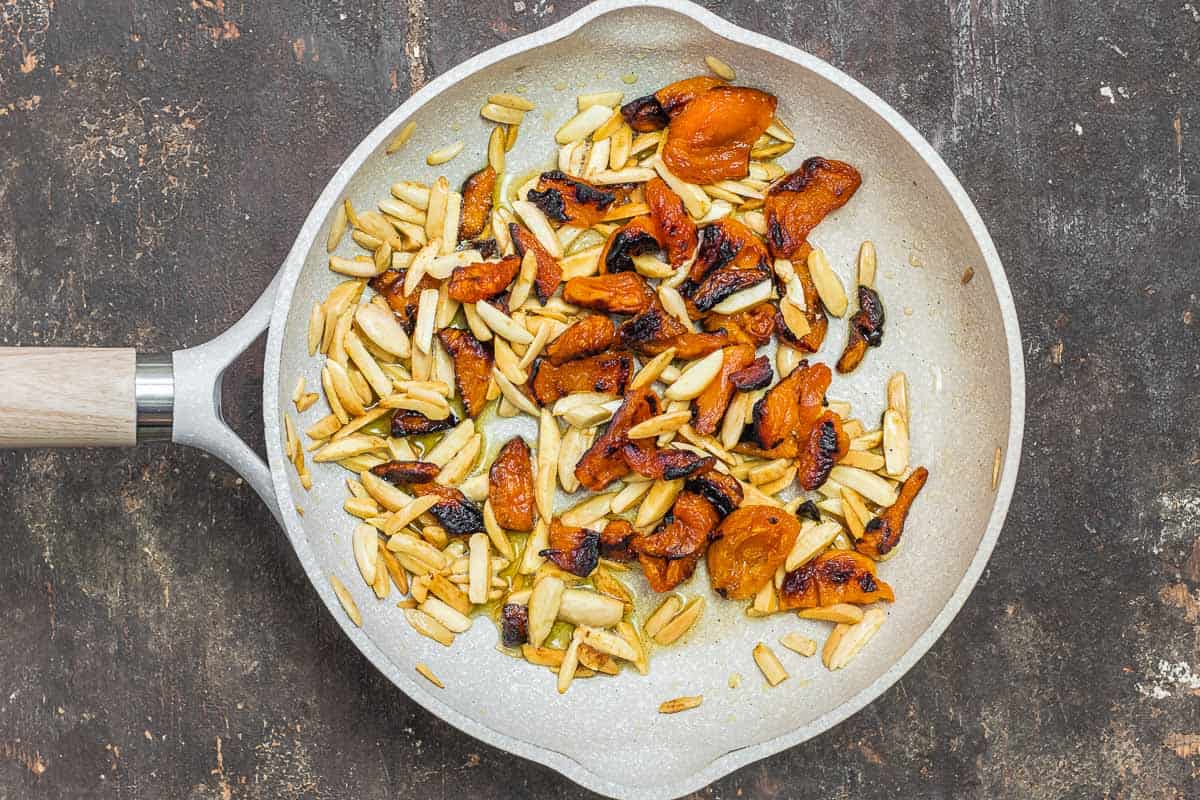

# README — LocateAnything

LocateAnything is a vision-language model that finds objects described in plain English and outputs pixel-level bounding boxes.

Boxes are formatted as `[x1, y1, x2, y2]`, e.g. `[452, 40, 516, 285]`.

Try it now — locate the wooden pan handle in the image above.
[0, 348, 139, 447]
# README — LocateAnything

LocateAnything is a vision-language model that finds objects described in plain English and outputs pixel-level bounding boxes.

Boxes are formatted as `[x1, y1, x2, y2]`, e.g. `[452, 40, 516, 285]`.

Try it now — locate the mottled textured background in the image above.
[1, 1, 1197, 798]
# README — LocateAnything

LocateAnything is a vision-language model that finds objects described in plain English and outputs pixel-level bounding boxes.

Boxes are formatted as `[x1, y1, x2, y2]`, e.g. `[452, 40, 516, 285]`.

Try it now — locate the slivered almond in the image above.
[552, 392, 618, 415]
[359, 469, 414, 512]
[839, 449, 886, 471]
[627, 410, 692, 440]
[314, 434, 385, 463]
[561, 403, 614, 429]
[558, 589, 624, 628]
[424, 177, 448, 241]
[536, 408, 561, 521]
[405, 608, 455, 646]
[590, 567, 633, 607]
[492, 368, 539, 417]
[427, 573, 470, 616]
[992, 446, 1002, 490]
[807, 247, 848, 317]
[435, 433, 480, 486]
[780, 632, 818, 657]
[329, 254, 386, 278]
[591, 109, 624, 142]
[557, 426, 590, 493]
[617, 621, 648, 675]
[355, 303, 410, 357]
[711, 279, 772, 315]
[799, 604, 865, 624]
[577, 90, 623, 110]
[705, 53, 735, 80]
[556, 103, 613, 144]
[557, 628, 584, 693]
[415, 663, 444, 688]
[475, 300, 534, 345]
[840, 487, 868, 539]
[413, 288, 438, 354]
[644, 596, 683, 639]
[584, 137, 611, 177]
[652, 597, 704, 645]
[609, 123, 632, 169]
[426, 140, 464, 166]
[635, 478, 683, 528]
[528, 575, 565, 647]
[785, 520, 842, 571]
[353, 524, 380, 586]
[487, 92, 535, 111]
[747, 458, 791, 486]
[822, 623, 849, 668]
[329, 575, 362, 627]
[461, 303, 493, 341]
[753, 642, 788, 686]
[588, 166, 657, 185]
[404, 239, 441, 295]
[379, 545, 409, 594]
[887, 372, 909, 424]
[560, 493, 615, 527]
[779, 297, 811, 340]
[665, 349, 724, 401]
[652, 157, 710, 217]
[307, 303, 324, 355]
[720, 391, 750, 450]
[422, 420, 474, 467]
[829, 465, 899, 507]
[344, 332, 391, 399]
[523, 644, 566, 667]
[391, 180, 429, 210]
[387, 533, 448, 571]
[765, 117, 795, 144]
[493, 337, 527, 385]
[630, 347, 677, 391]
[882, 409, 909, 476]
[775, 344, 802, 378]
[578, 626, 639, 662]
[519, 519, 549, 575]
[480, 102, 525, 125]
[482, 499, 516, 559]
[467, 533, 491, 605]
[827, 608, 886, 670]
[512, 199, 564, 258]
[857, 240, 877, 288]
[421, 596, 472, 632]
[850, 430, 884, 451]
[611, 479, 653, 514]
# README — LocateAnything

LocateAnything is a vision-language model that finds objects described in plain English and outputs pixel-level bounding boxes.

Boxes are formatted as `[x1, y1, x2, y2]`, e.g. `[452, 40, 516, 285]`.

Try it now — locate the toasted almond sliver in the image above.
[352, 523, 380, 586]
[404, 608, 455, 646]
[481, 500, 516, 559]
[426, 140, 464, 166]
[528, 575, 565, 647]
[556, 103, 613, 144]
[560, 492, 616, 527]
[536, 408, 561, 521]
[822, 623, 849, 668]
[480, 102, 525, 125]
[415, 662, 444, 688]
[307, 303, 325, 356]
[511, 199, 564, 258]
[577, 90, 623, 110]
[355, 303, 410, 358]
[711, 278, 772, 315]
[720, 391, 750, 450]
[857, 240, 877, 289]
[664, 349, 724, 401]
[384, 120, 417, 154]
[523, 644, 566, 667]
[493, 337, 527, 385]
[992, 446, 1003, 490]
[609, 124, 632, 170]
[486, 125, 507, 174]
[326, 202, 348, 253]
[784, 520, 841, 571]
[519, 519, 549, 575]
[611, 477, 653, 514]
[659, 695, 703, 714]
[644, 596, 683, 639]
[436, 433, 481, 486]
[652, 596, 704, 645]
[556, 589, 624, 629]
[412, 288, 438, 355]
[630, 347, 677, 391]
[807, 247, 848, 317]
[460, 472, 489, 503]
[584, 137, 612, 177]
[850, 430, 884, 451]
[467, 533, 491, 605]
[557, 628, 584, 694]
[313, 434, 385, 463]
[828, 608, 886, 670]
[379, 544, 409, 594]
[476, 300, 535, 345]
[576, 626, 638, 662]
[561, 403, 613, 429]
[328, 254, 386, 278]
[518, 321, 553, 370]
[635, 478, 683, 528]
[491, 368, 539, 418]
[440, 191, 461, 255]
[487, 91, 535, 111]
[588, 167, 657, 185]
[780, 632, 818, 657]
[704, 53, 735, 80]
[799, 603, 865, 624]
[830, 465, 899, 507]
[627, 410, 693, 440]
[384, 494, 439, 535]
[557, 427, 589, 494]
[387, 532, 448, 571]
[887, 372, 910, 424]
[509, 249, 538, 310]
[421, 596, 472, 633]
[653, 157, 710, 218]
[424, 419, 475, 466]
[838, 448, 886, 472]
[329, 575, 362, 627]
[753, 642, 788, 686]
[779, 297, 812, 340]
[840, 487, 872, 540]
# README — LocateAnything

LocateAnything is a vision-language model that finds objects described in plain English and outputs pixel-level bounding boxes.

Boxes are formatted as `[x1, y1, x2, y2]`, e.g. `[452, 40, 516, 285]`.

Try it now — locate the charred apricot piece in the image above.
[702, 301, 776, 348]
[526, 170, 617, 226]
[410, 482, 485, 535]
[574, 387, 659, 491]
[774, 245, 828, 353]
[458, 165, 496, 240]
[446, 254, 521, 303]
[764, 157, 862, 259]
[541, 519, 600, 577]
[436, 328, 493, 418]
[748, 360, 831, 451]
[692, 344, 755, 435]
[501, 603, 529, 647]
[617, 300, 729, 358]
[620, 75, 727, 132]
[544, 314, 616, 366]
[796, 410, 849, 490]
[836, 286, 885, 374]
[369, 269, 439, 334]
[687, 218, 769, 285]
[621, 444, 714, 481]
[488, 438, 536, 531]
[509, 222, 562, 302]
[563, 272, 655, 315]
[684, 468, 743, 517]
[856, 467, 929, 560]
[599, 519, 636, 562]
[645, 177, 697, 267]
[690, 268, 769, 312]
[662, 86, 777, 184]
[529, 352, 633, 407]
[779, 550, 894, 609]
[639, 550, 703, 593]
[391, 409, 458, 438]
[707, 505, 801, 600]
[633, 491, 720, 561]
[370, 460, 441, 485]
[598, 215, 662, 274]
[729, 356, 773, 391]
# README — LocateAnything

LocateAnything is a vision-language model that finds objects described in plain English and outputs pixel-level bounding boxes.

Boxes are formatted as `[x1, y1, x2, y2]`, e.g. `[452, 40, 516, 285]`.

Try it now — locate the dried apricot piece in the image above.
[370, 460, 441, 484]
[447, 254, 521, 303]
[617, 300, 729, 358]
[645, 177, 697, 267]
[691, 344, 755, 435]
[856, 467, 929, 560]
[836, 286, 885, 374]
[702, 301, 776, 348]
[773, 243, 828, 353]
[779, 550, 894, 609]
[563, 272, 655, 315]
[509, 222, 562, 302]
[436, 328, 493, 418]
[662, 86, 777, 184]
[599, 519, 636, 562]
[488, 437, 536, 531]
[544, 314, 616, 366]
[409, 482, 485, 536]
[729, 355, 773, 391]
[633, 491, 720, 561]
[707, 505, 801, 600]
[574, 386, 659, 491]
[764, 157, 861, 259]
[620, 75, 727, 132]
[458, 165, 496, 240]
[529, 352, 633, 406]
[795, 410, 849, 490]
[639, 550, 703, 593]
[541, 519, 600, 577]
[526, 171, 616, 227]
[369, 268, 439, 334]
[391, 410, 458, 437]
[598, 215, 662, 274]
[747, 360, 831, 451]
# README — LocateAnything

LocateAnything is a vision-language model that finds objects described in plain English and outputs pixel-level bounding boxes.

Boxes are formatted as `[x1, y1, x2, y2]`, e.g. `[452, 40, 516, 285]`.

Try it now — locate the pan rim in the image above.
[262, 1, 1026, 797]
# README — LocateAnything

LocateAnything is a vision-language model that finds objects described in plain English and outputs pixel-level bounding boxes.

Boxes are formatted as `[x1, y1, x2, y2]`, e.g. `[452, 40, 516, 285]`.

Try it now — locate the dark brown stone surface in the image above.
[1, 1, 1198, 798]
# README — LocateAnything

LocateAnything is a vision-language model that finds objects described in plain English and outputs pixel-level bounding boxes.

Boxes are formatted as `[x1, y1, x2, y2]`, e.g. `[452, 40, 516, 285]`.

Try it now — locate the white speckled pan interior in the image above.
[262, 2, 1024, 797]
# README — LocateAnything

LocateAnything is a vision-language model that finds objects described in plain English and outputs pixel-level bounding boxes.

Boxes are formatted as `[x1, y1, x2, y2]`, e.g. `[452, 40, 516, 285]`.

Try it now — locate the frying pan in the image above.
[0, 1, 1024, 797]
